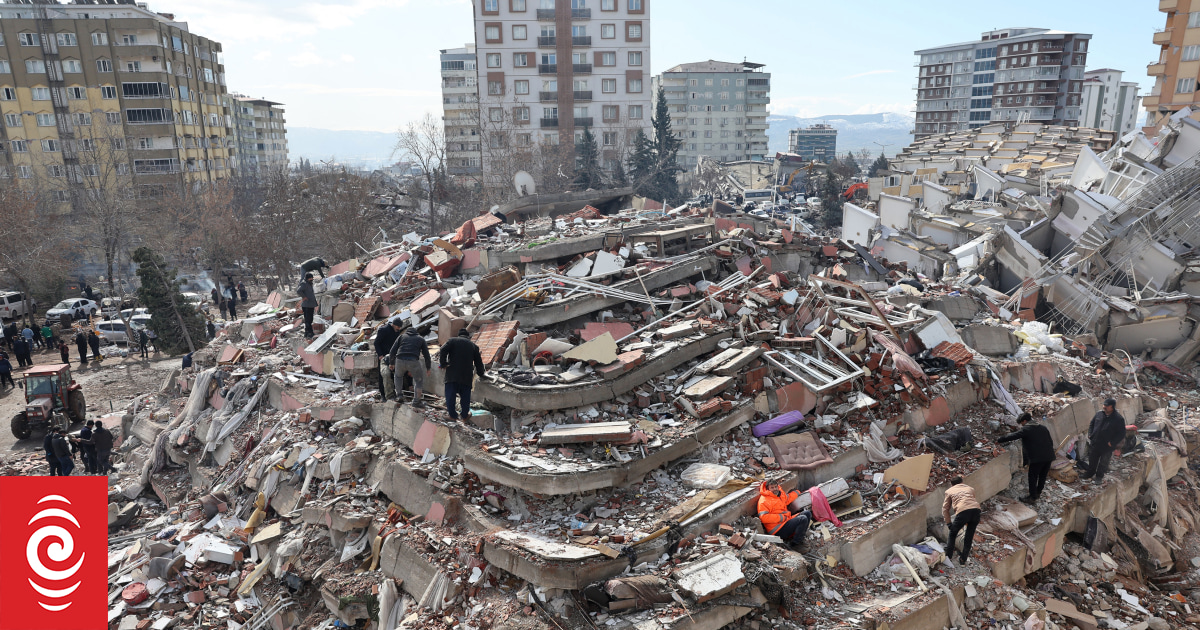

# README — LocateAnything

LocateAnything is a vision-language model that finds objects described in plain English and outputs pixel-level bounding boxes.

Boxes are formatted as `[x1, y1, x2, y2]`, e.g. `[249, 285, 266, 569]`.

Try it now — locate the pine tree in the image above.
[612, 161, 628, 187]
[842, 153, 861, 177]
[133, 247, 207, 355]
[573, 126, 603, 190]
[820, 173, 845, 228]
[627, 130, 656, 197]
[869, 153, 890, 178]
[649, 87, 682, 205]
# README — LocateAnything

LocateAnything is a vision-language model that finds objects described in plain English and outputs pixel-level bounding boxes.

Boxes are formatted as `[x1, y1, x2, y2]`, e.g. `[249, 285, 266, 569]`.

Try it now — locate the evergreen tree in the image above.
[626, 130, 656, 196]
[132, 246, 206, 355]
[649, 87, 682, 205]
[612, 160, 628, 187]
[869, 153, 890, 178]
[572, 126, 603, 190]
[842, 153, 861, 177]
[819, 173, 845, 229]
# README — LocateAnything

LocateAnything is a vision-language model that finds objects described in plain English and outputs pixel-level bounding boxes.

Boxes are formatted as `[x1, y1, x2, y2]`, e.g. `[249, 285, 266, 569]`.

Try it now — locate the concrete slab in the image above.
[961, 324, 1019, 356]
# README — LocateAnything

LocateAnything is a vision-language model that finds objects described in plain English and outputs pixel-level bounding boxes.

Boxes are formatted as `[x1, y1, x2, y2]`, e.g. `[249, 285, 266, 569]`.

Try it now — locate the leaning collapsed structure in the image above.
[13, 116, 1200, 630]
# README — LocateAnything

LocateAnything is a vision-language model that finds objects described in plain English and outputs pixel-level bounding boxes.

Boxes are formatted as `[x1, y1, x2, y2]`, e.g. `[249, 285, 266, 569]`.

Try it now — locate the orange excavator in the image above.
[842, 182, 869, 200]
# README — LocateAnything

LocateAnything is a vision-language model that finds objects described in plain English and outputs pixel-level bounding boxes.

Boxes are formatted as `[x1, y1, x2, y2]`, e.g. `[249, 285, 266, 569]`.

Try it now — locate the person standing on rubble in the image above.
[74, 329, 88, 365]
[52, 428, 75, 476]
[374, 317, 404, 401]
[387, 325, 431, 408]
[87, 329, 101, 362]
[1080, 398, 1126, 484]
[78, 420, 96, 474]
[942, 476, 981, 565]
[226, 282, 238, 320]
[92, 421, 114, 474]
[298, 273, 318, 339]
[997, 412, 1055, 503]
[43, 430, 61, 475]
[438, 328, 486, 421]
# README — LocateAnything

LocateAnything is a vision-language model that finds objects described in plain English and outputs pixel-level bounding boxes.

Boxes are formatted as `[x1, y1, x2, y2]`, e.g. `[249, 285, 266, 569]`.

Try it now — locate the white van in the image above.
[0, 292, 29, 320]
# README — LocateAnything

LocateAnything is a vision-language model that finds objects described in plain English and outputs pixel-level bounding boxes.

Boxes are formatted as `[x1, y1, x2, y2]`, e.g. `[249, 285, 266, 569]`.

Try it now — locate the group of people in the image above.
[372, 316, 486, 422]
[3, 320, 57, 365]
[210, 279, 249, 321]
[43, 420, 114, 476]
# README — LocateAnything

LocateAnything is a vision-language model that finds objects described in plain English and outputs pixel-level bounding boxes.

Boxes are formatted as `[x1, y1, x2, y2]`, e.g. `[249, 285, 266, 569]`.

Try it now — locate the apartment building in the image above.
[651, 60, 769, 166]
[913, 28, 1090, 140]
[1079, 69, 1140, 135]
[470, 0, 651, 186]
[787, 123, 836, 162]
[229, 94, 288, 176]
[0, 0, 232, 209]
[440, 44, 482, 181]
[1145, 0, 1200, 132]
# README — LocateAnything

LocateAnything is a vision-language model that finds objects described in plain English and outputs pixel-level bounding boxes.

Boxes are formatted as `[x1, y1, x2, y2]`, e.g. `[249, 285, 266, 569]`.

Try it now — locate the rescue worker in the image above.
[78, 420, 96, 474]
[1081, 398, 1126, 484]
[92, 422, 115, 474]
[757, 482, 812, 546]
[43, 430, 61, 475]
[52, 428, 74, 476]
[74, 330, 88, 365]
[997, 412, 1056, 503]
[374, 317, 404, 401]
[87, 329, 101, 361]
[300, 257, 329, 279]
[387, 325, 430, 408]
[942, 476, 981, 565]
[438, 328, 486, 421]
[298, 273, 317, 339]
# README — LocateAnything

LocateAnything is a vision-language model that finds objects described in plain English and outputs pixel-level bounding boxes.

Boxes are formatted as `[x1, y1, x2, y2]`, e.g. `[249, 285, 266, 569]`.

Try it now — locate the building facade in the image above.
[0, 0, 233, 209]
[470, 0, 651, 186]
[787, 123, 836, 162]
[1145, 0, 1200, 132]
[441, 44, 482, 180]
[913, 28, 1090, 140]
[1078, 69, 1140, 135]
[229, 95, 287, 176]
[651, 60, 769, 166]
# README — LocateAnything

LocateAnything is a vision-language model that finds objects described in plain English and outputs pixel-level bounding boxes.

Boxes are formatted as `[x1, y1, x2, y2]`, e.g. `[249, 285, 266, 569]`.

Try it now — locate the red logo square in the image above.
[0, 476, 108, 630]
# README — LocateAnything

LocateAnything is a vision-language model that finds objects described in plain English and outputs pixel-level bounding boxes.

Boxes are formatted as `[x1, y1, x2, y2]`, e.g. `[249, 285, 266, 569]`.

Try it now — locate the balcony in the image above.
[538, 36, 556, 47]
[1161, 0, 1178, 11]
[540, 117, 559, 128]
[572, 8, 590, 18]
[1144, 94, 1160, 107]
[539, 63, 557, 74]
[573, 90, 592, 100]
[539, 91, 558, 102]
[572, 36, 591, 46]
[573, 63, 591, 73]
[537, 8, 555, 19]
[1154, 29, 1174, 45]
[574, 117, 593, 127]
[1149, 62, 1167, 76]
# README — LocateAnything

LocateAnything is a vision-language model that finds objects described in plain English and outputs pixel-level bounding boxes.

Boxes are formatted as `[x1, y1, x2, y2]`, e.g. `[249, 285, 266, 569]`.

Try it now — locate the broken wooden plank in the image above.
[538, 421, 633, 445]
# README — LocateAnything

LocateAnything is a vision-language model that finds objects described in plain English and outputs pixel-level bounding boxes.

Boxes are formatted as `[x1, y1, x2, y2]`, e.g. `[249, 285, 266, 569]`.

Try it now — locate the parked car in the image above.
[46, 299, 99, 321]
[0, 292, 31, 320]
[181, 293, 206, 310]
[95, 319, 131, 345]
[118, 307, 148, 321]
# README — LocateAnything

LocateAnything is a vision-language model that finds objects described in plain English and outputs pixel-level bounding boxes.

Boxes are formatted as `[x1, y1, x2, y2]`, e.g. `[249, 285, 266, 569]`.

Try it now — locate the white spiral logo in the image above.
[26, 495, 85, 612]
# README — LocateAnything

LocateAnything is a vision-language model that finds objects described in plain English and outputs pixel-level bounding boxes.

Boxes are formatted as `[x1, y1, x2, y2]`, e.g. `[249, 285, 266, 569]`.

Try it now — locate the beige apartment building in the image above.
[652, 60, 770, 166]
[0, 0, 232, 210]
[470, 0, 651, 187]
[1145, 0, 1200, 131]
[230, 94, 288, 176]
[441, 44, 482, 182]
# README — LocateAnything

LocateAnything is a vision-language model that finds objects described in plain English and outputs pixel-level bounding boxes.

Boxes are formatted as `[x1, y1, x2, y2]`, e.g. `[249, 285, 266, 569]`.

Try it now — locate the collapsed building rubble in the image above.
[19, 135, 1200, 629]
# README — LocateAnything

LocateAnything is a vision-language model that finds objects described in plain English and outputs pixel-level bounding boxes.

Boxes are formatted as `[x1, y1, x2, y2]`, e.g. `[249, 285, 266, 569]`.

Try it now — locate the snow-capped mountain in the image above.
[766, 112, 915, 158]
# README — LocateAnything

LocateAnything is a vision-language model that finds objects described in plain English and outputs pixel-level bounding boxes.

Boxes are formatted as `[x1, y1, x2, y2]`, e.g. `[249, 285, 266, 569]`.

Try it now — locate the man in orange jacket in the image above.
[757, 482, 813, 546]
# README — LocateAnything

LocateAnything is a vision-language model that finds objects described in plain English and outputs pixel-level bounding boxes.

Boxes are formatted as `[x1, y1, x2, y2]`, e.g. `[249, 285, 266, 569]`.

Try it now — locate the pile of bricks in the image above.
[473, 320, 520, 365]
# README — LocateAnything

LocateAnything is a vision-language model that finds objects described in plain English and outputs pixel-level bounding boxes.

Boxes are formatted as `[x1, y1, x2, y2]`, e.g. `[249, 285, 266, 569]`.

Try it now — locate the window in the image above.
[97, 59, 113, 72]
[515, 106, 530, 121]
[73, 113, 91, 126]
[0, 61, 8, 74]
[629, 0, 642, 10]
[602, 0, 615, 9]
[1177, 77, 1196, 94]
[719, 92, 729, 99]
[204, 68, 214, 83]
[703, 130, 712, 138]
[627, 23, 641, 40]
[515, 79, 529, 94]
[1190, 11, 1200, 28]
[67, 86, 86, 99]
[487, 53, 501, 68]
[602, 131, 617, 145]
[484, 0, 499, 10]
[113, 138, 125, 150]
[629, 104, 643, 119]
[628, 51, 642, 66]
[18, 33, 39, 46]
[543, 106, 558, 119]
[489, 107, 503, 122]
[544, 132, 559, 145]
[628, 77, 642, 92]
[705, 79, 713, 86]
[736, 78, 744, 86]
[62, 59, 82, 73]
[117, 163, 129, 175]
[31, 87, 51, 101]
[601, 52, 616, 66]
[602, 78, 616, 93]
[512, 0, 526, 10]
[601, 24, 615, 38]
[1185, 45, 1200, 62]
[17, 166, 32, 179]
[0, 88, 15, 101]
[36, 113, 55, 127]
[26, 60, 46, 74]
[106, 112, 121, 124]
[42, 139, 61, 153]
[602, 105, 618, 120]
[11, 140, 28, 153]
[488, 80, 503, 95]
[101, 85, 117, 99]
[126, 61, 141, 72]
[4, 114, 19, 127]
[57, 32, 77, 46]
[92, 32, 108, 46]
[513, 24, 527, 39]
[126, 108, 172, 123]
[485, 25, 501, 42]
[514, 52, 529, 67]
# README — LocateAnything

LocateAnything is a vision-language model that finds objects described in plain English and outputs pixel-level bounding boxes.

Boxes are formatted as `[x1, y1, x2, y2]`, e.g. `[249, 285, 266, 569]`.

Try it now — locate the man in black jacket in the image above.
[52, 428, 74, 476]
[298, 273, 318, 339]
[439, 328, 486, 421]
[92, 422, 115, 474]
[1081, 399, 1126, 484]
[388, 327, 431, 408]
[43, 430, 61, 475]
[75, 330, 88, 365]
[374, 317, 403, 401]
[997, 412, 1055, 503]
[78, 420, 96, 474]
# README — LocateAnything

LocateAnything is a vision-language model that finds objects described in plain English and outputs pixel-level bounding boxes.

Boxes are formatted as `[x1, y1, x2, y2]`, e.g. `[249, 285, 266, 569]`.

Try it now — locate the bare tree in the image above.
[297, 169, 386, 261]
[0, 185, 75, 320]
[395, 112, 446, 234]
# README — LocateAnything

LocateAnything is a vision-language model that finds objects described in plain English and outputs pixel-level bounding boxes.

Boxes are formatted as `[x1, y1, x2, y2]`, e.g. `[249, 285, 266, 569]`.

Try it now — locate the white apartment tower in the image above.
[1079, 69, 1141, 135]
[914, 28, 1091, 140]
[470, 0, 651, 186]
[440, 44, 482, 181]
[652, 60, 770, 166]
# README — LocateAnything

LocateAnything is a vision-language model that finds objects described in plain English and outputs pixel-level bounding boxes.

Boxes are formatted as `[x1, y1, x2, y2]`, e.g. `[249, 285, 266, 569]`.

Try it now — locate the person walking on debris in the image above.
[298, 273, 318, 339]
[78, 420, 96, 474]
[52, 428, 75, 476]
[43, 430, 61, 475]
[387, 325, 430, 408]
[756, 482, 812, 547]
[300, 257, 329, 280]
[374, 317, 404, 401]
[137, 327, 150, 359]
[75, 330, 88, 365]
[0, 353, 13, 389]
[206, 318, 216, 341]
[439, 328, 485, 421]
[226, 283, 238, 319]
[942, 476, 981, 565]
[87, 329, 101, 362]
[92, 421, 114, 474]
[1080, 398, 1126, 484]
[997, 412, 1055, 503]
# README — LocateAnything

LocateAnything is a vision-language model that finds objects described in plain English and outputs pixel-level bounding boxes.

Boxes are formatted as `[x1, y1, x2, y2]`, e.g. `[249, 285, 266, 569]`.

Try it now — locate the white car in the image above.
[95, 319, 131, 345]
[46, 298, 99, 321]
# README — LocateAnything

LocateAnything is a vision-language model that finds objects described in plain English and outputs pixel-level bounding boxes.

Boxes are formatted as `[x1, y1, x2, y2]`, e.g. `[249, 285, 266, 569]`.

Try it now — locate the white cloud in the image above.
[340, 54, 356, 63]
[844, 69, 895, 80]
[288, 44, 327, 68]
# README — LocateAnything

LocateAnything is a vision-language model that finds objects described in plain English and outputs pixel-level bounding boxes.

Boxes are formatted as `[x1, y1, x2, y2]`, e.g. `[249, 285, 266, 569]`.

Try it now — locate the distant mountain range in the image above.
[288, 127, 397, 168]
[767, 112, 915, 158]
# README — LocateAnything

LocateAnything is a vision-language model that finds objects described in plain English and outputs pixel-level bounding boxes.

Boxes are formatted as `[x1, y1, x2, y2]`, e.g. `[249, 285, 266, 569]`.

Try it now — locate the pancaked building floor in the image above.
[15, 118, 1200, 629]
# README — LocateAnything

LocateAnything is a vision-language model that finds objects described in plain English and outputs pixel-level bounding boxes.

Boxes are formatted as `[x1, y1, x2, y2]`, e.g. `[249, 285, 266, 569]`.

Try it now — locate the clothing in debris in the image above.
[808, 486, 843, 527]
[925, 427, 973, 455]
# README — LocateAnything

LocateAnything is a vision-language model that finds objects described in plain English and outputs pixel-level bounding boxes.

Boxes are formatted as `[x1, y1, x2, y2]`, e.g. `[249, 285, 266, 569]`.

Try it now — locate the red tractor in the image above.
[10, 363, 86, 439]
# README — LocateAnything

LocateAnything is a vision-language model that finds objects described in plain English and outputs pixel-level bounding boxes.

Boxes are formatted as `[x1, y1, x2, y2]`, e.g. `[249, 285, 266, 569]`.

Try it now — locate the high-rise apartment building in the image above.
[1145, 1, 1200, 132]
[470, 0, 651, 186]
[787, 123, 836, 162]
[0, 0, 233, 209]
[651, 60, 769, 166]
[229, 94, 288, 176]
[913, 28, 1090, 140]
[440, 44, 482, 181]
[1079, 69, 1140, 135]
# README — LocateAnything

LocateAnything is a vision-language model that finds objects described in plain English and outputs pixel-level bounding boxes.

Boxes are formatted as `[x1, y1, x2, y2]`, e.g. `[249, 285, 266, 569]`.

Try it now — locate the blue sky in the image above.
[152, 0, 1163, 132]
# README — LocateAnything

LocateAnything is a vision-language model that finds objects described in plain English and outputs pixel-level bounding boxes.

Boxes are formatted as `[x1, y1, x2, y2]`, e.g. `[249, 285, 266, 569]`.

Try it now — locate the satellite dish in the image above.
[514, 171, 536, 197]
